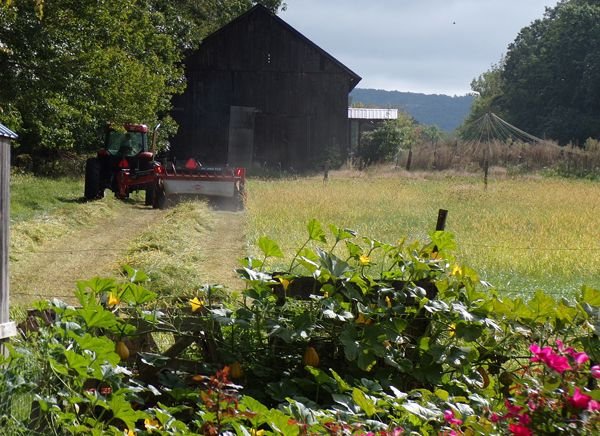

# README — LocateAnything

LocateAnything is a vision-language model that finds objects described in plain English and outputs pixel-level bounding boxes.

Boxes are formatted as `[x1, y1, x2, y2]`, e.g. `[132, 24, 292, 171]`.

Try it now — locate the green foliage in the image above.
[459, 62, 506, 140]
[0, 0, 285, 166]
[358, 114, 419, 165]
[465, 0, 600, 145]
[0, 0, 184, 159]
[1, 221, 598, 434]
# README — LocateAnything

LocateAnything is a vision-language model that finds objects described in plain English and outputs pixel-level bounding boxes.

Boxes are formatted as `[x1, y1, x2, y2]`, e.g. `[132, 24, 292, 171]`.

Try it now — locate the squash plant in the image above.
[0, 220, 597, 434]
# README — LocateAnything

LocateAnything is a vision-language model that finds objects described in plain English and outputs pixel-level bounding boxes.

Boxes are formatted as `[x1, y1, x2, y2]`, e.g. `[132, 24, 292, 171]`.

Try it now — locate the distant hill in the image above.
[350, 88, 474, 132]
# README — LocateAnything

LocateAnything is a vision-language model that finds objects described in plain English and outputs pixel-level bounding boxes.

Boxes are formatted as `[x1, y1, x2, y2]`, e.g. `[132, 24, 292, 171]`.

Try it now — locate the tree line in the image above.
[0, 0, 284, 165]
[460, 0, 600, 145]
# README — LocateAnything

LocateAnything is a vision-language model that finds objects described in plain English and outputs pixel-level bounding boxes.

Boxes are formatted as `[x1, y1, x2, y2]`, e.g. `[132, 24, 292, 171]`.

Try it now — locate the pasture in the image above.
[245, 170, 600, 297]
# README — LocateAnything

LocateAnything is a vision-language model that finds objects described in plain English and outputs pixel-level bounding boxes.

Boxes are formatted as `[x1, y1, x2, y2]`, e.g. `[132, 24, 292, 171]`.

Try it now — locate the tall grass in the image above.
[245, 172, 600, 297]
[393, 139, 600, 179]
[10, 174, 84, 222]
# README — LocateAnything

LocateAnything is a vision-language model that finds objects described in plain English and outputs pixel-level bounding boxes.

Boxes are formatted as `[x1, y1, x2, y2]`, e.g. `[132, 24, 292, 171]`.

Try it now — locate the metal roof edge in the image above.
[0, 123, 18, 139]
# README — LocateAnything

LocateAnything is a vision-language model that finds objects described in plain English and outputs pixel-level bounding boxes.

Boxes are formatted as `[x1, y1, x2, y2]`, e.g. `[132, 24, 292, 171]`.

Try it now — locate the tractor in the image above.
[84, 123, 160, 205]
[84, 123, 246, 210]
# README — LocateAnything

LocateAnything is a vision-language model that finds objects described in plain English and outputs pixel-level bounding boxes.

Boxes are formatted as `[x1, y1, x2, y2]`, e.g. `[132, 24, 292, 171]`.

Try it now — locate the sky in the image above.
[280, 0, 559, 96]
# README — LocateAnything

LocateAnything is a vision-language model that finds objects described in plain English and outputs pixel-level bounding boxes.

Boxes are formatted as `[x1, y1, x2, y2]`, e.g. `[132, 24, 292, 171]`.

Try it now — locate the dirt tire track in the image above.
[10, 203, 167, 306]
[196, 210, 246, 291]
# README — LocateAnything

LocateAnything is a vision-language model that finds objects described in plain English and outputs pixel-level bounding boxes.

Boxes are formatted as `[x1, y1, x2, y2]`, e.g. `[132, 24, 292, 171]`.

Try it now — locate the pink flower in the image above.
[529, 343, 573, 372]
[545, 354, 572, 373]
[443, 409, 463, 426]
[490, 412, 501, 423]
[519, 414, 532, 425]
[529, 344, 553, 363]
[591, 365, 600, 379]
[588, 400, 600, 412]
[571, 351, 589, 366]
[505, 400, 524, 418]
[509, 423, 533, 436]
[568, 387, 592, 409]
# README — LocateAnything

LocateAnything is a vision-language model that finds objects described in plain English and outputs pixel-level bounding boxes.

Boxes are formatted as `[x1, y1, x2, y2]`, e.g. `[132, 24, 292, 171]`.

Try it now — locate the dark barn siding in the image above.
[171, 6, 360, 169]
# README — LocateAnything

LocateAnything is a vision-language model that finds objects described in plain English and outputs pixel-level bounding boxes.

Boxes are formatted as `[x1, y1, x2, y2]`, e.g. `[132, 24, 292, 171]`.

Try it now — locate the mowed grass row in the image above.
[245, 172, 600, 297]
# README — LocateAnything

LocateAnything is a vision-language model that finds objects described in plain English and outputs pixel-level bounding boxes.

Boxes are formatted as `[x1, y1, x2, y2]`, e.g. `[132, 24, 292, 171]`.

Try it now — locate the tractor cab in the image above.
[106, 129, 146, 157]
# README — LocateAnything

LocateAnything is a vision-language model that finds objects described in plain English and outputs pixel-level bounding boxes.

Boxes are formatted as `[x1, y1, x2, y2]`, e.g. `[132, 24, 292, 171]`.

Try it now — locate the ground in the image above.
[10, 200, 245, 306]
[196, 210, 246, 291]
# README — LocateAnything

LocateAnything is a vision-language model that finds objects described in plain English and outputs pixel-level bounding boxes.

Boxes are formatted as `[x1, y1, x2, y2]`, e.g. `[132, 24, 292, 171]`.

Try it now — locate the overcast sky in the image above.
[280, 0, 559, 96]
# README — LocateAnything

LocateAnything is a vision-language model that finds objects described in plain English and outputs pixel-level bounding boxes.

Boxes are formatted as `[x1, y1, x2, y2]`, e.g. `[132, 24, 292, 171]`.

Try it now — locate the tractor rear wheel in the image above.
[84, 158, 103, 200]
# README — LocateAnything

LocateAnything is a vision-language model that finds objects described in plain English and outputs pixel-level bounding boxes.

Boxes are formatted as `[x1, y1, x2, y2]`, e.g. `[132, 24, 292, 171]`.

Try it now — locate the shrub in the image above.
[0, 222, 598, 434]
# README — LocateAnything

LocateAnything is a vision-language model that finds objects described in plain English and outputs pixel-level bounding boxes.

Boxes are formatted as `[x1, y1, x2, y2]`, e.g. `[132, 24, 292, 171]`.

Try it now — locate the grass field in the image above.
[8, 171, 600, 300]
[10, 174, 85, 222]
[245, 170, 600, 297]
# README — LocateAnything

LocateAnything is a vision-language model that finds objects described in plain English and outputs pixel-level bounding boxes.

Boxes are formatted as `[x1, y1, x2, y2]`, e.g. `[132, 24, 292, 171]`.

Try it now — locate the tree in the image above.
[0, 0, 184, 159]
[458, 61, 505, 140]
[499, 0, 600, 144]
[358, 113, 417, 165]
[0, 0, 285, 164]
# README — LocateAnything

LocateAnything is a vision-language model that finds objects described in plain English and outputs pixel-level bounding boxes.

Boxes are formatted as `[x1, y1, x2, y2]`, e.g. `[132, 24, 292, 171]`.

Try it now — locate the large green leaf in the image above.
[107, 395, 147, 430]
[73, 333, 120, 366]
[352, 388, 376, 417]
[258, 236, 284, 258]
[581, 286, 600, 307]
[329, 224, 356, 242]
[307, 218, 327, 243]
[65, 350, 92, 378]
[77, 305, 117, 329]
[528, 290, 559, 320]
[120, 283, 157, 305]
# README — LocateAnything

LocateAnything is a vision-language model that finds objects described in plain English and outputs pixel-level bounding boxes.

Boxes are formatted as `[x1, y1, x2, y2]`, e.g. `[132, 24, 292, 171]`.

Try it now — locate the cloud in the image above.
[280, 0, 556, 95]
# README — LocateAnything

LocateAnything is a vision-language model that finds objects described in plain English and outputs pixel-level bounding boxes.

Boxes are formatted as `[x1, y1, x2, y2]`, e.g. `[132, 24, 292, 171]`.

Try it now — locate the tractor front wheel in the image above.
[144, 186, 154, 206]
[84, 158, 103, 200]
[152, 184, 166, 209]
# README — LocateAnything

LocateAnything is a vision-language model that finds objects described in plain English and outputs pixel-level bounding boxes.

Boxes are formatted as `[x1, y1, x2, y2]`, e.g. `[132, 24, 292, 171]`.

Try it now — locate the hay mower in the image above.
[83, 124, 245, 209]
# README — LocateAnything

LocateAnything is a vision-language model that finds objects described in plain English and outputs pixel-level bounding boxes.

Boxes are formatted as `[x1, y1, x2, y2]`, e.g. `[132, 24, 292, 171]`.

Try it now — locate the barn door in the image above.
[228, 106, 255, 167]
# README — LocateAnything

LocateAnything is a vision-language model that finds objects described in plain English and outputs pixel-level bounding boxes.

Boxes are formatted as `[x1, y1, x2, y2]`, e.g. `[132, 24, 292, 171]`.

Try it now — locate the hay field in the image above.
[245, 171, 600, 297]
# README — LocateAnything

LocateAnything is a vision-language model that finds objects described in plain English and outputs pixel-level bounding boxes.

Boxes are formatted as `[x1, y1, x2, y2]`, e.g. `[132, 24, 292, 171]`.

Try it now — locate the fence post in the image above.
[432, 209, 448, 256]
[435, 209, 448, 231]
[1, 125, 17, 356]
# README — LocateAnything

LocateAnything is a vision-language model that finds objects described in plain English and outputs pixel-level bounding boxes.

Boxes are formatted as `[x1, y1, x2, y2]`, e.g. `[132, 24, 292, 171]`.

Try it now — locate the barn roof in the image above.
[201, 4, 362, 90]
[348, 108, 398, 120]
[0, 123, 17, 139]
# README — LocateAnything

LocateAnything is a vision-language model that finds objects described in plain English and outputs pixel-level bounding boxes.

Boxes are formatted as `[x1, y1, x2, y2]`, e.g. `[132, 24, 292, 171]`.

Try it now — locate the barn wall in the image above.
[171, 8, 354, 169]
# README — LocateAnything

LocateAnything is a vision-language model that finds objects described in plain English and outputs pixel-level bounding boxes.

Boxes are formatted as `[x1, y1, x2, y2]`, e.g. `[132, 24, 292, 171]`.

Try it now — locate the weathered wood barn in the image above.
[170, 5, 361, 169]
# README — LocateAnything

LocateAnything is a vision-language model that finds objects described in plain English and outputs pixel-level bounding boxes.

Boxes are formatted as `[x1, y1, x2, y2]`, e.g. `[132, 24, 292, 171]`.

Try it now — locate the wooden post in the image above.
[432, 209, 448, 256]
[483, 146, 489, 190]
[435, 209, 448, 231]
[405, 147, 413, 171]
[1, 126, 17, 356]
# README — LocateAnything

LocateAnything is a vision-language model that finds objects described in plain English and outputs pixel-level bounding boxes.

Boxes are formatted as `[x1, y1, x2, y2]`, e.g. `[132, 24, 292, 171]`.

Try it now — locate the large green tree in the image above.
[0, 0, 284, 162]
[458, 61, 505, 140]
[0, 0, 184, 158]
[461, 0, 600, 144]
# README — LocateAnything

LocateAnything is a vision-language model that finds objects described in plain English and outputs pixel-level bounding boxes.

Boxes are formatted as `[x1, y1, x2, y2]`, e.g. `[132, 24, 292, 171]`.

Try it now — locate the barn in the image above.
[170, 5, 361, 170]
